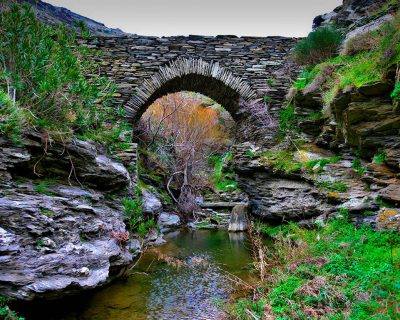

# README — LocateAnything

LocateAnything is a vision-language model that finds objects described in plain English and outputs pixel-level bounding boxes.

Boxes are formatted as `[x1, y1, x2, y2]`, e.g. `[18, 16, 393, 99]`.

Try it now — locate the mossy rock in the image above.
[377, 208, 400, 231]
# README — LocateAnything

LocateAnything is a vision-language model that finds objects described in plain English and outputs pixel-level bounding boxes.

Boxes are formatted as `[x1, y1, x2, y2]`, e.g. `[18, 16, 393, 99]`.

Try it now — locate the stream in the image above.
[21, 229, 256, 320]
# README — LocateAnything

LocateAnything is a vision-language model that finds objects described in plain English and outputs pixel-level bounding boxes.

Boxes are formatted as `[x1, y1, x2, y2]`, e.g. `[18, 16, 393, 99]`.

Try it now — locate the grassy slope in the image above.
[293, 13, 400, 106]
[229, 217, 400, 319]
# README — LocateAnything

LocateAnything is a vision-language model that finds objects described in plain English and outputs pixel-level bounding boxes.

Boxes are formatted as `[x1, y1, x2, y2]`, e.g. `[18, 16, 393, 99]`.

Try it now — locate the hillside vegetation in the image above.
[292, 13, 400, 108]
[0, 4, 130, 150]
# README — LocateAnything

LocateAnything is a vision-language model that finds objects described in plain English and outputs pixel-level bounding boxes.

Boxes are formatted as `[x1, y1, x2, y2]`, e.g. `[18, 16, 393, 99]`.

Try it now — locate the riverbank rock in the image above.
[0, 135, 137, 301]
[232, 143, 400, 226]
[233, 144, 331, 221]
[157, 212, 181, 232]
[228, 204, 249, 232]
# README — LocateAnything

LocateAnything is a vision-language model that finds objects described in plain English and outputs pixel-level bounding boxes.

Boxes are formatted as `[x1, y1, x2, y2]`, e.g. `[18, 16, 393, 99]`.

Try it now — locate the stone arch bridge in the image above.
[84, 35, 298, 141]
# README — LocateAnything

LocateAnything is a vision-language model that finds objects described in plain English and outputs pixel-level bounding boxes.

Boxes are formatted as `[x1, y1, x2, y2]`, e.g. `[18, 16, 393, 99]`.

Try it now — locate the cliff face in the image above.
[0, 133, 140, 300]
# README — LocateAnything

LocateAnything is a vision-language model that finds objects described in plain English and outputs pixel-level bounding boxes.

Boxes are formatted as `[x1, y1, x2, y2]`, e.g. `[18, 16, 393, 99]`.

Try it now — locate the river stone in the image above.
[341, 196, 378, 213]
[142, 190, 162, 215]
[158, 212, 181, 232]
[228, 204, 248, 232]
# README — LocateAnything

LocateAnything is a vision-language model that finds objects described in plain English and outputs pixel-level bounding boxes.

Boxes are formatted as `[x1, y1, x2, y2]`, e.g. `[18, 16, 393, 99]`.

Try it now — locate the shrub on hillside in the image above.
[0, 4, 129, 147]
[293, 26, 343, 66]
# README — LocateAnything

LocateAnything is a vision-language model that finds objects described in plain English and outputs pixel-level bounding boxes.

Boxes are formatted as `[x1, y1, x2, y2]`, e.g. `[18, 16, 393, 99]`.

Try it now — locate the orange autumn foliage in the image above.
[140, 92, 232, 213]
[142, 92, 228, 148]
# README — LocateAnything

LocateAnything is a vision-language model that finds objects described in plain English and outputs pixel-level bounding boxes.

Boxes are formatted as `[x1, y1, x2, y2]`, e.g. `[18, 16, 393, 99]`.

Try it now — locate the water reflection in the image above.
[23, 230, 254, 320]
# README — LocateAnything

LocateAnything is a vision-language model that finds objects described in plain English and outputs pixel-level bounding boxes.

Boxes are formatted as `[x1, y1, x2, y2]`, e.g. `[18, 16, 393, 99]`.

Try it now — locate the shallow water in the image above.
[22, 229, 256, 320]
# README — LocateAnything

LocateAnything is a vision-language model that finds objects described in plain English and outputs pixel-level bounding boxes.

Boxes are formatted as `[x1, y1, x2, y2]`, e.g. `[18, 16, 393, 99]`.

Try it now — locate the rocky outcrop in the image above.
[0, 134, 138, 301]
[233, 143, 400, 227]
[313, 0, 398, 30]
[328, 82, 400, 161]
[233, 144, 332, 222]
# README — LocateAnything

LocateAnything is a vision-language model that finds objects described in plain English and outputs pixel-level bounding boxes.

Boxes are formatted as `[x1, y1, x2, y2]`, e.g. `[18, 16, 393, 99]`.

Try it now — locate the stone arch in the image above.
[125, 58, 257, 123]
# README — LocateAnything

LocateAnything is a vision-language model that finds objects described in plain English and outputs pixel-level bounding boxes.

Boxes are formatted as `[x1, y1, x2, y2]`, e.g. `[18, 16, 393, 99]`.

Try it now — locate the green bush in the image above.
[137, 218, 157, 237]
[0, 4, 129, 147]
[293, 26, 343, 66]
[317, 180, 349, 193]
[122, 196, 143, 231]
[304, 155, 340, 172]
[373, 151, 387, 165]
[278, 104, 296, 137]
[0, 89, 27, 144]
[0, 296, 24, 320]
[352, 158, 367, 175]
[209, 152, 238, 192]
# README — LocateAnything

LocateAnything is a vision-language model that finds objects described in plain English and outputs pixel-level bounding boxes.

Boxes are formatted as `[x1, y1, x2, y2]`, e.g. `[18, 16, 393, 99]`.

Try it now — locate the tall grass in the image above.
[229, 217, 400, 319]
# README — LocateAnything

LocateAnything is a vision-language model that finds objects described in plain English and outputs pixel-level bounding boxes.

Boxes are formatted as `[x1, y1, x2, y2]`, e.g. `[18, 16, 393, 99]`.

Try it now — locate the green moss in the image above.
[293, 68, 319, 90]
[33, 179, 57, 195]
[317, 180, 349, 193]
[260, 150, 302, 174]
[40, 208, 55, 217]
[244, 149, 256, 159]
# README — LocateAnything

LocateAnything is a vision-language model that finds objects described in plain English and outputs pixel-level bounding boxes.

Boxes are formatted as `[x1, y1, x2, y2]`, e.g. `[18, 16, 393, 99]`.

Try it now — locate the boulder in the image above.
[142, 190, 162, 215]
[157, 212, 181, 232]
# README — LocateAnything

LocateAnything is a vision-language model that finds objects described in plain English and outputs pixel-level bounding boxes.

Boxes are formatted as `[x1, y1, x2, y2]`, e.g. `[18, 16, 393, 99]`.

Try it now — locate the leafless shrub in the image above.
[139, 92, 230, 215]
[111, 230, 130, 246]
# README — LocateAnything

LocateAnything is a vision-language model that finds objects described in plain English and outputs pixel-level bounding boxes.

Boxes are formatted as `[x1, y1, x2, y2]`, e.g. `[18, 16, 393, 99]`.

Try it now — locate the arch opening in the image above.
[125, 58, 257, 126]
[133, 74, 241, 123]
